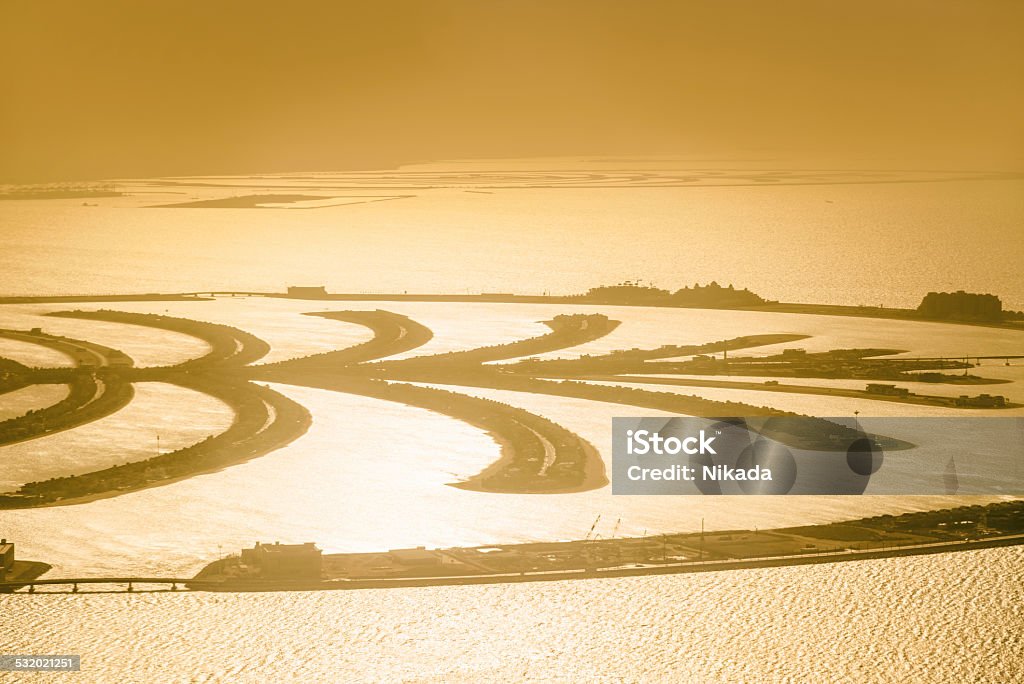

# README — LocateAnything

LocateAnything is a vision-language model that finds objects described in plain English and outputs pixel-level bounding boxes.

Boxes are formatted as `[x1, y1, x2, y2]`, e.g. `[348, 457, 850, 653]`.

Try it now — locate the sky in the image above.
[2, 0, 1022, 182]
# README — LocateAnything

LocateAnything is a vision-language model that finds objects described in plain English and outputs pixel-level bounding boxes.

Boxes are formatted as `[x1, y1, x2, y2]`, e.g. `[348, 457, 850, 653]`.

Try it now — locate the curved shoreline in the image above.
[256, 313, 622, 493]
[0, 296, 1014, 502]
[261, 375, 608, 494]
[49, 310, 271, 367]
[260, 309, 434, 370]
[0, 374, 135, 448]
[448, 427, 608, 495]
[377, 313, 620, 368]
[402, 372, 914, 452]
[0, 379, 311, 508]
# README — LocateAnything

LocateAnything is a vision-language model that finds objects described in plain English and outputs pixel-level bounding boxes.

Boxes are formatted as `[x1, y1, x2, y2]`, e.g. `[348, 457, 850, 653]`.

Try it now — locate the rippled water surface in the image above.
[2, 547, 1021, 683]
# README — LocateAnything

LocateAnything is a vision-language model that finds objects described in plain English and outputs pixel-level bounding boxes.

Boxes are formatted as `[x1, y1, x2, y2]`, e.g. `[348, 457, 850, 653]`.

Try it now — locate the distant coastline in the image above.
[2, 287, 1022, 331]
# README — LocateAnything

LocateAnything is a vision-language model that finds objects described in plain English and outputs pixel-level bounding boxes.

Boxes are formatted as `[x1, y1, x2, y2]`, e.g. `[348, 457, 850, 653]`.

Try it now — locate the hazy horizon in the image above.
[3, 1, 1023, 183]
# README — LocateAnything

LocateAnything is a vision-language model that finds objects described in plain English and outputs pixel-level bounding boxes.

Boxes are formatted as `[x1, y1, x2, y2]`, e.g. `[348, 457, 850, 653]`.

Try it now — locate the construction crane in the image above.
[584, 514, 601, 541]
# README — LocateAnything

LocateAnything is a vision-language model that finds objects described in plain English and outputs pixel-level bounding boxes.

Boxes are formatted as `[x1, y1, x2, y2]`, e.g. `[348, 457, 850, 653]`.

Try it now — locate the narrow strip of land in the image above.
[189, 500, 1024, 592]
[0, 374, 134, 447]
[0, 378, 310, 508]
[48, 310, 270, 367]
[259, 310, 433, 371]
[582, 374, 1023, 409]
[2, 289, 1022, 332]
[393, 372, 914, 451]
[0, 328, 134, 368]
[375, 313, 620, 368]
[259, 375, 607, 494]
[9, 502, 1021, 594]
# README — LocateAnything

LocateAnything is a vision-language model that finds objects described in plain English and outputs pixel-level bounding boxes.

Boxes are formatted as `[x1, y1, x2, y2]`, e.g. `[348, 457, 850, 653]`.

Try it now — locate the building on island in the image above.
[286, 286, 329, 299]
[954, 394, 1007, 408]
[388, 547, 442, 567]
[241, 542, 322, 578]
[866, 384, 911, 397]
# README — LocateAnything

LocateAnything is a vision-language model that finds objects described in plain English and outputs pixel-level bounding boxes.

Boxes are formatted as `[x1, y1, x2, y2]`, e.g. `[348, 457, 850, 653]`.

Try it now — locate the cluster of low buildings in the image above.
[866, 383, 911, 397]
[954, 394, 1007, 408]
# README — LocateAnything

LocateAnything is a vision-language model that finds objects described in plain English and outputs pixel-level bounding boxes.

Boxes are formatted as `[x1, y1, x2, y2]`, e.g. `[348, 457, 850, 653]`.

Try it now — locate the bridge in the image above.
[178, 291, 276, 298]
[0, 577, 219, 593]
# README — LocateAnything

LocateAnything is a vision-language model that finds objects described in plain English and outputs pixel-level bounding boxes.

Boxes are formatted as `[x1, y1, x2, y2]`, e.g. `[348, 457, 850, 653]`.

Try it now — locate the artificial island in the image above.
[1, 282, 1022, 591]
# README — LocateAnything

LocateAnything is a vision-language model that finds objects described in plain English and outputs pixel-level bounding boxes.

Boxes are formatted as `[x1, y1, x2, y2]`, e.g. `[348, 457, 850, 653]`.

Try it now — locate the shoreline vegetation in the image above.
[180, 500, 1022, 592]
